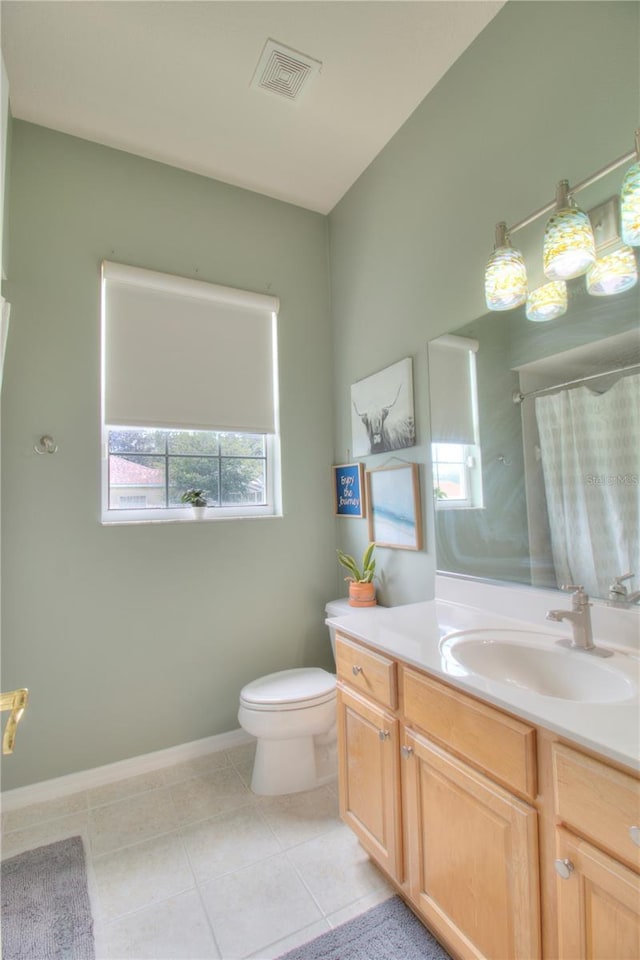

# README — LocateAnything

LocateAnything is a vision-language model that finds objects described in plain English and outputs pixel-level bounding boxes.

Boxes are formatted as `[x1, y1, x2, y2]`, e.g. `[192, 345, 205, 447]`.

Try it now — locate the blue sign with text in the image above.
[334, 463, 365, 518]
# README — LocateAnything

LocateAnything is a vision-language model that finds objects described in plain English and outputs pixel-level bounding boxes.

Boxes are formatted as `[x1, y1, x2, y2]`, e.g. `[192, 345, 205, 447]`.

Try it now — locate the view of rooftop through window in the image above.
[107, 428, 267, 510]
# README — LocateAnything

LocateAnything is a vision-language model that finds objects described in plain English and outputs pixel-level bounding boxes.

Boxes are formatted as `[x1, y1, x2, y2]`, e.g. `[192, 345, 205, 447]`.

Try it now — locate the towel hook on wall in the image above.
[34, 435, 58, 455]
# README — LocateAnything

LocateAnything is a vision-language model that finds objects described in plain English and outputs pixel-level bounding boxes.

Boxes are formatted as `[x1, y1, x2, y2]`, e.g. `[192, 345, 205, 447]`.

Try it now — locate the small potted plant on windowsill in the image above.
[337, 542, 377, 607]
[181, 489, 208, 519]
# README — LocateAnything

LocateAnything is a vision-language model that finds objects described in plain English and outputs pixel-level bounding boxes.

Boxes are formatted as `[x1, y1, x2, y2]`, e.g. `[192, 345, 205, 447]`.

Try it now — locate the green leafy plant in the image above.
[336, 542, 376, 583]
[180, 489, 208, 507]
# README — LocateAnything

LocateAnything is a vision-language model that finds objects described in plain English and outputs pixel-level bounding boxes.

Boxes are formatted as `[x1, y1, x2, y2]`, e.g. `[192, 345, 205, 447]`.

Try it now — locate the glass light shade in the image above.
[543, 206, 596, 280]
[587, 245, 638, 296]
[526, 281, 567, 322]
[620, 159, 640, 246]
[484, 246, 527, 311]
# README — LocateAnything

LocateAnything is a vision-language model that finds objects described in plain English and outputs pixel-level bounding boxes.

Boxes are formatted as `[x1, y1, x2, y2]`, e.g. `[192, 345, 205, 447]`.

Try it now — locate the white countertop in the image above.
[327, 595, 640, 773]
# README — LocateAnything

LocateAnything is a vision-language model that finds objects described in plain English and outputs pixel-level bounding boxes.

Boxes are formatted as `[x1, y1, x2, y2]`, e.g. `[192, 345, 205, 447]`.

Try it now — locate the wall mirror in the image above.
[428, 250, 639, 604]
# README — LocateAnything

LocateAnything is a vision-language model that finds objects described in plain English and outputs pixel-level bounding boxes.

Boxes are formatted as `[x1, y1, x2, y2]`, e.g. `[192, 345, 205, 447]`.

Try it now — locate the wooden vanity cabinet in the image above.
[336, 684, 403, 881]
[554, 827, 639, 959]
[335, 632, 540, 958]
[402, 727, 540, 960]
[401, 667, 541, 960]
[335, 630, 640, 960]
[335, 636, 403, 882]
[551, 743, 640, 959]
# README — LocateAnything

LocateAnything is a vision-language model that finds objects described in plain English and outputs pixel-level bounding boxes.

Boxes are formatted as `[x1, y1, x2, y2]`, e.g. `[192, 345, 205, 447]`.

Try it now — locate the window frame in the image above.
[101, 429, 281, 524]
[432, 441, 478, 511]
[429, 336, 484, 512]
[100, 262, 282, 525]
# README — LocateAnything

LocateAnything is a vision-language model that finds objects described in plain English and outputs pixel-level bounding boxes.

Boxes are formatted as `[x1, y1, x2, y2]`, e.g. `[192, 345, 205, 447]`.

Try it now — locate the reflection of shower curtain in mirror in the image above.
[535, 374, 640, 598]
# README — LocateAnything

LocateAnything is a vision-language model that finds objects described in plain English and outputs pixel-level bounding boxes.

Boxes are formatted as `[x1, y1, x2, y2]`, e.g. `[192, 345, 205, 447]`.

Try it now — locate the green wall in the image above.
[1, 122, 335, 789]
[2, 1, 639, 790]
[329, 1, 640, 605]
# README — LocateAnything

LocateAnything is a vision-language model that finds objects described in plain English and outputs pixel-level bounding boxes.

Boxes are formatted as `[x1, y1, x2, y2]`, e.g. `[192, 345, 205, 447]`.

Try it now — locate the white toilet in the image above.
[238, 598, 351, 796]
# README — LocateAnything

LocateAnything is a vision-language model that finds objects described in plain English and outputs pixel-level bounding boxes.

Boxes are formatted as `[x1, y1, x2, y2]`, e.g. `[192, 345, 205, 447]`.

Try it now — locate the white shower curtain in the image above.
[535, 373, 640, 598]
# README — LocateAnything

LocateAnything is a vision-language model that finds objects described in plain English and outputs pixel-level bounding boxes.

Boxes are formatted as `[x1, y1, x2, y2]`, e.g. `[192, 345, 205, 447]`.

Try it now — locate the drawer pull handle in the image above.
[352, 665, 363, 676]
[554, 858, 574, 880]
[401, 745, 414, 759]
[378, 730, 390, 741]
[630, 826, 640, 847]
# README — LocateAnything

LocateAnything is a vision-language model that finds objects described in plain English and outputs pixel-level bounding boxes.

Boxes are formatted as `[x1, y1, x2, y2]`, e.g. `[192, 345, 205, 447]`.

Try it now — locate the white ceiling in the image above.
[1, 1, 503, 213]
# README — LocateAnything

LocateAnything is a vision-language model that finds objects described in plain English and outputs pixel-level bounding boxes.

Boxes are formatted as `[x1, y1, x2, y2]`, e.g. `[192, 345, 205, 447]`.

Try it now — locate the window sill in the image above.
[101, 511, 282, 526]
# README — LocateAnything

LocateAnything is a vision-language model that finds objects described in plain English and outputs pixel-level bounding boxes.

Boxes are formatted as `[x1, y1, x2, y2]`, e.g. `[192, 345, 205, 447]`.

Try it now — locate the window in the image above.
[101, 262, 280, 523]
[428, 335, 483, 510]
[107, 428, 271, 514]
[432, 442, 480, 508]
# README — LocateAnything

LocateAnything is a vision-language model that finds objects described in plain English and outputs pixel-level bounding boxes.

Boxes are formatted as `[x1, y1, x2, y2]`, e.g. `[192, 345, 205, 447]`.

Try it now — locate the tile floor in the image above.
[1, 742, 394, 959]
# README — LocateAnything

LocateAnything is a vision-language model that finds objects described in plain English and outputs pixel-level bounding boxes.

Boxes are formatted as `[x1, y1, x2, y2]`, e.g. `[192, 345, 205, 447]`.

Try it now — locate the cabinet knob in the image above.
[554, 858, 574, 880]
[401, 745, 414, 759]
[630, 826, 640, 847]
[352, 665, 363, 676]
[378, 729, 390, 741]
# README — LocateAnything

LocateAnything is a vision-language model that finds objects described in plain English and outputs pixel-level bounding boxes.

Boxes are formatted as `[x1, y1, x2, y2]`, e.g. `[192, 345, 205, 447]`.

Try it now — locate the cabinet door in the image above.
[336, 683, 402, 881]
[552, 743, 640, 871]
[555, 827, 640, 960]
[403, 729, 540, 960]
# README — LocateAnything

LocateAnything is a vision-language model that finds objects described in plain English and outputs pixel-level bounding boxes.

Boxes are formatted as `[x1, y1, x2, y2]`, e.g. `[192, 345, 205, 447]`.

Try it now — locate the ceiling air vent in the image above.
[251, 39, 322, 102]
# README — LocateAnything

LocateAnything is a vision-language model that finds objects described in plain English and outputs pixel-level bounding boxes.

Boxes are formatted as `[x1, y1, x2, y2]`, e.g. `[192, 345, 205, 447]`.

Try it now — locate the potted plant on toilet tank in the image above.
[180, 488, 208, 519]
[337, 542, 377, 607]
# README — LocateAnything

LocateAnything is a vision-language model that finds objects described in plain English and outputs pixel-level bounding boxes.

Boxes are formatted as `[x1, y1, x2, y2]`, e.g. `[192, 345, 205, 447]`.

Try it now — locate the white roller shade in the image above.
[102, 261, 279, 433]
[428, 334, 479, 444]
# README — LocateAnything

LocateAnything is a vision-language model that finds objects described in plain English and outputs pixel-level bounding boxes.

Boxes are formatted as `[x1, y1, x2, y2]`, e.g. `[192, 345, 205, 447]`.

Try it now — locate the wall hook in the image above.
[497, 454, 512, 466]
[34, 435, 58, 455]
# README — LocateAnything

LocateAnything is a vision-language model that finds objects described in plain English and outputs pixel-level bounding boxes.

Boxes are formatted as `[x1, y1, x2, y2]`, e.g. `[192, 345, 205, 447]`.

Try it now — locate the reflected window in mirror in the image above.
[428, 335, 484, 511]
[433, 442, 483, 510]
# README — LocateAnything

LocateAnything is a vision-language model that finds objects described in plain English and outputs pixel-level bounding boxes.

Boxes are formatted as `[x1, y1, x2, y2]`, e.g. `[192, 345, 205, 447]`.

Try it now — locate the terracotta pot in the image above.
[349, 581, 377, 607]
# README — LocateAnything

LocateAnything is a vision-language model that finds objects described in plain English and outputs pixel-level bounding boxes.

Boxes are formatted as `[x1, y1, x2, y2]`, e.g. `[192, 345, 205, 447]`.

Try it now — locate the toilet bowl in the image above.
[237, 599, 352, 796]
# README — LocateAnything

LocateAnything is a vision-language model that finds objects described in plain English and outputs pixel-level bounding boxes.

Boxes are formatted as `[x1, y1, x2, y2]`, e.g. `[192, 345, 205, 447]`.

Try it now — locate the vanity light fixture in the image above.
[486, 129, 639, 313]
[543, 180, 596, 281]
[484, 222, 527, 311]
[586, 194, 638, 297]
[587, 245, 638, 296]
[525, 281, 567, 322]
[620, 129, 640, 246]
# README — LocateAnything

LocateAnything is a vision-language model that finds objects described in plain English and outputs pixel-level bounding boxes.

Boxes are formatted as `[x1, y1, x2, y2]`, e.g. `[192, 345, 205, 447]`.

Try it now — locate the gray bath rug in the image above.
[276, 895, 452, 960]
[1, 835, 95, 960]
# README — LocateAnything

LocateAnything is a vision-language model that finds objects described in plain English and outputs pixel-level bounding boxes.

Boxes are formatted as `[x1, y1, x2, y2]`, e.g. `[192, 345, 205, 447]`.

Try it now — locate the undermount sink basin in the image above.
[440, 629, 638, 703]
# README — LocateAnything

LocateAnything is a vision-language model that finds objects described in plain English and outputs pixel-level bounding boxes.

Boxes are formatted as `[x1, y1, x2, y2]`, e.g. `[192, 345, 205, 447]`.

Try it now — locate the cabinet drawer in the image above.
[335, 634, 397, 709]
[402, 666, 537, 800]
[552, 742, 640, 870]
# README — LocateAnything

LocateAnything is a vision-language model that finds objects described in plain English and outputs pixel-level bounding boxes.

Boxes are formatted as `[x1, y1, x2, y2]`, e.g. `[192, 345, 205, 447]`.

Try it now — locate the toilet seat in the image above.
[240, 667, 336, 712]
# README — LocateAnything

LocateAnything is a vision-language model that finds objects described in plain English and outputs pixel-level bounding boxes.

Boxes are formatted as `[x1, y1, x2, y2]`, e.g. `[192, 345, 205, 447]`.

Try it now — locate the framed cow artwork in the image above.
[350, 357, 415, 458]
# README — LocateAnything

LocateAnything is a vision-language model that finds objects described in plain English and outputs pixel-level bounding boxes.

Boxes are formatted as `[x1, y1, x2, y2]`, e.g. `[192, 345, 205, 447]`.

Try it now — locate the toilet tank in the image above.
[325, 598, 353, 661]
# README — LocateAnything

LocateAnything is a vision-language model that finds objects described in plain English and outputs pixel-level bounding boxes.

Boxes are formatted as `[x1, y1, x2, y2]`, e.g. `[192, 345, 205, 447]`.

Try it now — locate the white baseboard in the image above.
[1, 728, 255, 812]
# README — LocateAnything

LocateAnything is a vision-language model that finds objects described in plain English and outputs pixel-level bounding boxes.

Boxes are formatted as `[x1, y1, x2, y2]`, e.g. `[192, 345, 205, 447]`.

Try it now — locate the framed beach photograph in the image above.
[351, 357, 415, 458]
[333, 463, 366, 518]
[366, 463, 423, 550]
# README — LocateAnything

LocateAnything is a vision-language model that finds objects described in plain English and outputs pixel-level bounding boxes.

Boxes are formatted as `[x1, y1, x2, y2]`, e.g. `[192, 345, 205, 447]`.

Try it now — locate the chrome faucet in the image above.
[608, 573, 640, 606]
[546, 585, 613, 658]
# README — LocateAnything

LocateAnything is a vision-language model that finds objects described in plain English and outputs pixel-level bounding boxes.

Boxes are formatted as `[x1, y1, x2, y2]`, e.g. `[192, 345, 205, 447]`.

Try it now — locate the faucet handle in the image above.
[609, 573, 635, 600]
[561, 584, 589, 608]
[612, 572, 634, 587]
